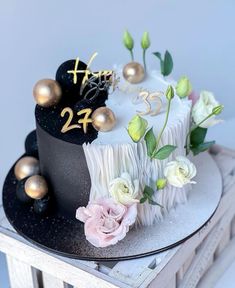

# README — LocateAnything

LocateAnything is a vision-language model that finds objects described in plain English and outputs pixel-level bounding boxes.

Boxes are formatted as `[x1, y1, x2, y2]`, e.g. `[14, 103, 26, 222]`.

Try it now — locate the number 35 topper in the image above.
[132, 90, 164, 116]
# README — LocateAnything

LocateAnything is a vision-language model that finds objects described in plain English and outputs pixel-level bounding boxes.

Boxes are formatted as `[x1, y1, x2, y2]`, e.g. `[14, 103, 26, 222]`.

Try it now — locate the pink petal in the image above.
[188, 91, 199, 106]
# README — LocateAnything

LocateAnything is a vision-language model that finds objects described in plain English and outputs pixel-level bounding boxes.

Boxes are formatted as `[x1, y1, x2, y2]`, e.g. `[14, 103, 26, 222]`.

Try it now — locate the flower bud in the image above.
[123, 30, 134, 51]
[166, 85, 174, 101]
[213, 105, 224, 115]
[127, 115, 148, 142]
[176, 76, 192, 98]
[141, 32, 151, 50]
[156, 178, 167, 190]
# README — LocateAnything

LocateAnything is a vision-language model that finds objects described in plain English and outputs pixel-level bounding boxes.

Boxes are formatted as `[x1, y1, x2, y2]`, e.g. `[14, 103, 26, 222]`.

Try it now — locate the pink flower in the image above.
[188, 91, 199, 106]
[76, 198, 137, 248]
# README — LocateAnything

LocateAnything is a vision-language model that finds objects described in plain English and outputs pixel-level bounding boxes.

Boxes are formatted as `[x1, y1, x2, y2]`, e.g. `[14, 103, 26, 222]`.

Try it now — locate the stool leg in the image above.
[42, 272, 66, 288]
[6, 255, 39, 288]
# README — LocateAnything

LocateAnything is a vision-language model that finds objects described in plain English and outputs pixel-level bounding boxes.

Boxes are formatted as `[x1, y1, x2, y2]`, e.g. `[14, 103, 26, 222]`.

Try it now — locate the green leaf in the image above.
[163, 50, 173, 76]
[191, 141, 215, 156]
[143, 185, 154, 199]
[153, 145, 177, 160]
[140, 196, 147, 204]
[153, 51, 173, 77]
[148, 199, 164, 208]
[153, 52, 162, 61]
[144, 128, 156, 157]
[190, 127, 208, 147]
[153, 52, 164, 74]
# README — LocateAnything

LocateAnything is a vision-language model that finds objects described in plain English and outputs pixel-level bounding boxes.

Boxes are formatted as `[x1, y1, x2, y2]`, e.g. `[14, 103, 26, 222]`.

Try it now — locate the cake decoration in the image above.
[176, 76, 192, 98]
[127, 114, 148, 143]
[76, 198, 137, 248]
[153, 50, 174, 77]
[109, 173, 140, 206]
[127, 85, 177, 161]
[14, 156, 40, 180]
[140, 185, 164, 207]
[24, 175, 48, 200]
[141, 32, 151, 71]
[33, 79, 62, 107]
[133, 90, 163, 116]
[91, 107, 116, 132]
[66, 53, 113, 95]
[186, 91, 223, 155]
[123, 30, 134, 61]
[163, 156, 197, 188]
[6, 30, 225, 250]
[60, 107, 93, 134]
[55, 59, 87, 101]
[123, 62, 145, 84]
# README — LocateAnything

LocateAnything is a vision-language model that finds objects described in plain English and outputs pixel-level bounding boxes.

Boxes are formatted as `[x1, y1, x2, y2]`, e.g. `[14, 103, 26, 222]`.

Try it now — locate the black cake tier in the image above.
[36, 120, 92, 218]
[34, 58, 112, 218]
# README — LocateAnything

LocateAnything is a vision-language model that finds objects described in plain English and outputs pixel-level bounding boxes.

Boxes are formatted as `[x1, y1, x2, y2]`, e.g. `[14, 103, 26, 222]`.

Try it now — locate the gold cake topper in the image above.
[67, 52, 113, 96]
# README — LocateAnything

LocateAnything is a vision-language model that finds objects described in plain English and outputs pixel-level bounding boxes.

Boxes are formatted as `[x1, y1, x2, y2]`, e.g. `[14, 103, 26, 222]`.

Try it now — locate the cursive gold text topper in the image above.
[67, 52, 113, 88]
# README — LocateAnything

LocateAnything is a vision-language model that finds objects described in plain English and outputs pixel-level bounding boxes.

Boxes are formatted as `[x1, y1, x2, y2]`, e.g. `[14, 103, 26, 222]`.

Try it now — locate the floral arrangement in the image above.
[76, 177, 138, 247]
[76, 31, 224, 248]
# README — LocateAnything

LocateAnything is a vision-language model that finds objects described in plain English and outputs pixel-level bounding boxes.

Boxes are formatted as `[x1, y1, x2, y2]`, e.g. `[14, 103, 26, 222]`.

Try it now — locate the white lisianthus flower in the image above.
[164, 156, 197, 188]
[109, 173, 140, 206]
[192, 91, 222, 128]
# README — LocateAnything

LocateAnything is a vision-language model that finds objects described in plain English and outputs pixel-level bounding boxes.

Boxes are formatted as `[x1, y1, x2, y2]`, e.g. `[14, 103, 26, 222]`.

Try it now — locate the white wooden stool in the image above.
[1, 145, 235, 288]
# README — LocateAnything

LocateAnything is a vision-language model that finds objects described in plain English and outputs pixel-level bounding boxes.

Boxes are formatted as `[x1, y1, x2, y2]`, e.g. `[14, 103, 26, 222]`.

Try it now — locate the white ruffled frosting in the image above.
[83, 68, 192, 226]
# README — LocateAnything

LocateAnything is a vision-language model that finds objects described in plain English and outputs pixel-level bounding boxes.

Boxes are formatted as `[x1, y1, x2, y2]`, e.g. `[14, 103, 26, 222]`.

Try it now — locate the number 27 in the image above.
[61, 107, 92, 134]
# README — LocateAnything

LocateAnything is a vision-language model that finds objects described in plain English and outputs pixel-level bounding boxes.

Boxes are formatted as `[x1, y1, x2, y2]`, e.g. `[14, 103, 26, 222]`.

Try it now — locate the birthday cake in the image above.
[12, 31, 223, 248]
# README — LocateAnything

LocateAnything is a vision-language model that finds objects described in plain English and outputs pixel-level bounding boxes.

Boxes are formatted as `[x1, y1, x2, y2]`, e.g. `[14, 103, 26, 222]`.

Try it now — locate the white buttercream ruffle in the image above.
[83, 101, 191, 226]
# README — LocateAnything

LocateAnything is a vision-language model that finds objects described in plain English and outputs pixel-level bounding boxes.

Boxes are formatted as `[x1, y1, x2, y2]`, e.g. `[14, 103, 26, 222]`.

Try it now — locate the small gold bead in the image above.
[14, 156, 40, 180]
[123, 62, 145, 84]
[92, 107, 116, 132]
[33, 79, 62, 107]
[25, 175, 48, 200]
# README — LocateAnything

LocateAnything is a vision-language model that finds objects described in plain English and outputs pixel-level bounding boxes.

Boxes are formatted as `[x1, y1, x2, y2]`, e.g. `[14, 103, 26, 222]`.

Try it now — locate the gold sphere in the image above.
[123, 62, 145, 84]
[14, 156, 40, 180]
[33, 79, 62, 107]
[25, 175, 48, 199]
[91, 107, 116, 132]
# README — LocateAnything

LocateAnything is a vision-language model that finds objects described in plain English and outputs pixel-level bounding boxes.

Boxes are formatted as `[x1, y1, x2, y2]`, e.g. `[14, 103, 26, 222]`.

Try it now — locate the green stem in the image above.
[185, 112, 214, 155]
[130, 50, 134, 61]
[151, 98, 172, 158]
[143, 49, 146, 71]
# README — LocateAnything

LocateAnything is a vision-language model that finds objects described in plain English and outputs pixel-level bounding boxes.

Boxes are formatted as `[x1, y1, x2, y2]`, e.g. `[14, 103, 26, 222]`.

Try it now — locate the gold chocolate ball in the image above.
[33, 79, 62, 107]
[123, 62, 145, 84]
[91, 107, 116, 132]
[14, 156, 40, 180]
[25, 175, 48, 199]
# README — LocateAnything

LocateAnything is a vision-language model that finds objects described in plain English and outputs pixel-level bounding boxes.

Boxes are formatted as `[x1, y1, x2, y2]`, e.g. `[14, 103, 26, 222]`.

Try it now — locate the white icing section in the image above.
[83, 69, 192, 226]
[93, 67, 191, 145]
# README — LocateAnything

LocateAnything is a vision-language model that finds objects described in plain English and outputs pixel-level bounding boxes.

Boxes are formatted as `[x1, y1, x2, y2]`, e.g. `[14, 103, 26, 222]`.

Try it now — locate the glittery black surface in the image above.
[33, 195, 51, 215]
[35, 105, 98, 146]
[3, 154, 222, 261]
[25, 130, 38, 158]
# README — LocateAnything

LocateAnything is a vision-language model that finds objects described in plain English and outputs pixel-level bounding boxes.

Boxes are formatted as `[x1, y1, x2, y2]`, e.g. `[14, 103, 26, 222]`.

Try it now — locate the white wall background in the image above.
[0, 1, 234, 286]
